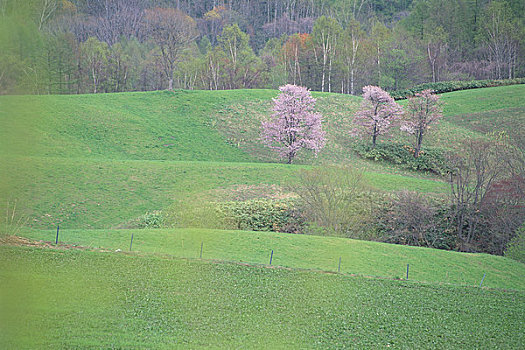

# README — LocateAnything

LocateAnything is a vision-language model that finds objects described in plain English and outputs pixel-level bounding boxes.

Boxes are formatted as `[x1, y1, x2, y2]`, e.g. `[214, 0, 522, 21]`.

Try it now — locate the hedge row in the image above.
[354, 143, 450, 176]
[391, 78, 525, 100]
[218, 199, 305, 234]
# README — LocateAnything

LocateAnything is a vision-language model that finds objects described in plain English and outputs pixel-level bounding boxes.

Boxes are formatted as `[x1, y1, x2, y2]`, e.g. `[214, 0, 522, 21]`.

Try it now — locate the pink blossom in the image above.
[352, 85, 403, 147]
[261, 84, 326, 163]
[400, 89, 443, 157]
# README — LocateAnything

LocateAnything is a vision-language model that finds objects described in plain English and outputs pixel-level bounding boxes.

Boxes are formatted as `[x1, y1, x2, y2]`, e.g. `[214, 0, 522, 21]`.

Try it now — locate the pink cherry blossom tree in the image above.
[351, 85, 403, 147]
[401, 89, 443, 158]
[262, 84, 326, 164]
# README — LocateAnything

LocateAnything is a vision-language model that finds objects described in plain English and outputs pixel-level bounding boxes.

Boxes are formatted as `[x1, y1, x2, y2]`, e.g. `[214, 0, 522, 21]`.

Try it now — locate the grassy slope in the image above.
[1, 89, 452, 229]
[2, 246, 524, 349]
[23, 227, 525, 290]
[408, 84, 525, 148]
[1, 155, 446, 229]
[2, 86, 524, 348]
[0, 86, 522, 227]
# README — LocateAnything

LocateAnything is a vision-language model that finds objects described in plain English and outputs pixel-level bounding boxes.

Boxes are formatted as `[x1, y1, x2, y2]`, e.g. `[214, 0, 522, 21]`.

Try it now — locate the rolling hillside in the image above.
[2, 84, 524, 284]
[3, 85, 523, 229]
[20, 227, 525, 290]
[1, 85, 524, 348]
[0, 89, 430, 229]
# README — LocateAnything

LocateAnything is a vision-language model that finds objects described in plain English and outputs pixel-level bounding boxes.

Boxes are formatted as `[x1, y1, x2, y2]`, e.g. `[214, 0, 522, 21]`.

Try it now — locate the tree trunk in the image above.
[92, 67, 97, 94]
[328, 57, 332, 93]
[350, 68, 355, 95]
[377, 46, 381, 87]
[321, 64, 325, 92]
[414, 132, 423, 158]
[168, 77, 173, 91]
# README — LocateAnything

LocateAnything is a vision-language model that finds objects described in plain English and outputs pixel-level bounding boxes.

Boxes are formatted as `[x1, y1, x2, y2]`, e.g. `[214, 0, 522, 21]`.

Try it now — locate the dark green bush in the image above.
[355, 143, 450, 175]
[505, 225, 525, 264]
[391, 78, 525, 100]
[218, 199, 305, 233]
[120, 210, 165, 229]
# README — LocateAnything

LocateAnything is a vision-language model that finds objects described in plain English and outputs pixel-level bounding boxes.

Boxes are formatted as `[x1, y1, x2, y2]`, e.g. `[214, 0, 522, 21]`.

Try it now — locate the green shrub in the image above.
[136, 211, 164, 229]
[218, 199, 305, 233]
[505, 225, 525, 264]
[355, 143, 450, 175]
[391, 78, 525, 100]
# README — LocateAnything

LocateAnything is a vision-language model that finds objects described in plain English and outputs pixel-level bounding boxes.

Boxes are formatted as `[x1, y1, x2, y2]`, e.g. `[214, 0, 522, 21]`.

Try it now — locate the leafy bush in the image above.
[391, 78, 525, 100]
[119, 210, 165, 229]
[355, 143, 450, 175]
[505, 225, 525, 264]
[218, 199, 305, 233]
[136, 211, 164, 228]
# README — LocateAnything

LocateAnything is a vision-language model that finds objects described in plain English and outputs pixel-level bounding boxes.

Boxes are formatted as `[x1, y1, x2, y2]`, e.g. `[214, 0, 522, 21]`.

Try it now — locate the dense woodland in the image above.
[1, 0, 524, 95]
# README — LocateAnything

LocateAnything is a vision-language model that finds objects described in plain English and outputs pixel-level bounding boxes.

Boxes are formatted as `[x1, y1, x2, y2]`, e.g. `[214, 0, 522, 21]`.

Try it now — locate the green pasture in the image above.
[22, 228, 525, 291]
[1, 156, 446, 229]
[1, 85, 525, 348]
[1, 246, 523, 349]
[9, 86, 524, 229]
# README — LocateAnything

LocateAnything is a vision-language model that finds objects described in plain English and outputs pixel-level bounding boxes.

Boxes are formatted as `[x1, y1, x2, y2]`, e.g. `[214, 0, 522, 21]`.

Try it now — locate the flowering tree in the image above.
[262, 84, 326, 164]
[352, 85, 403, 147]
[401, 89, 443, 158]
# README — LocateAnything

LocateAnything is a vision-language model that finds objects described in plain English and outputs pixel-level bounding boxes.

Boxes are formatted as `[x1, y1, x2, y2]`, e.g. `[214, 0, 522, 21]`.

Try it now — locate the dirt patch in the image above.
[0, 235, 110, 252]
[210, 184, 297, 202]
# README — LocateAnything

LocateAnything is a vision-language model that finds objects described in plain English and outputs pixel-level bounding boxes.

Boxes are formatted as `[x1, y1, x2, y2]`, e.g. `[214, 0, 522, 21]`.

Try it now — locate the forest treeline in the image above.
[1, 0, 523, 95]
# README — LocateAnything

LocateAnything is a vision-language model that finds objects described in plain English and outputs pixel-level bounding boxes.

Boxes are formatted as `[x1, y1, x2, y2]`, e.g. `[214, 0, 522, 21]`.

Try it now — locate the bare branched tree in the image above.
[447, 137, 523, 253]
[292, 165, 370, 236]
[143, 8, 198, 90]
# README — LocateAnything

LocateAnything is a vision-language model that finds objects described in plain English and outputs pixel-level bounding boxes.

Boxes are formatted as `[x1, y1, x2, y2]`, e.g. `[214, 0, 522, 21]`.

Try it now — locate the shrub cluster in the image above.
[391, 78, 525, 100]
[505, 225, 525, 264]
[118, 210, 165, 229]
[136, 211, 164, 229]
[355, 143, 450, 175]
[218, 199, 305, 233]
[373, 191, 457, 250]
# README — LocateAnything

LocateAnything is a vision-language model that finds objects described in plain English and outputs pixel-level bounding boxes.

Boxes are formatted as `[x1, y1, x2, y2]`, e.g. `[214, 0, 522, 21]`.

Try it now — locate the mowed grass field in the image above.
[2, 85, 523, 229]
[2, 246, 524, 349]
[22, 227, 525, 290]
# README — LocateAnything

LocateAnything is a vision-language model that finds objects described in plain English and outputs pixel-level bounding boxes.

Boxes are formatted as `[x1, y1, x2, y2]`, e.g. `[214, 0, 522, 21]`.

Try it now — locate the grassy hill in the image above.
[21, 227, 525, 290]
[0, 85, 522, 229]
[1, 85, 524, 348]
[1, 87, 464, 229]
[2, 245, 524, 348]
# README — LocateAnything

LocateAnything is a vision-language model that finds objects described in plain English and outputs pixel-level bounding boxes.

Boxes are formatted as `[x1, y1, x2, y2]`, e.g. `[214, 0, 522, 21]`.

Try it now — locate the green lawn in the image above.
[1, 156, 447, 229]
[1, 246, 523, 349]
[395, 84, 525, 150]
[440, 84, 525, 117]
[22, 227, 525, 290]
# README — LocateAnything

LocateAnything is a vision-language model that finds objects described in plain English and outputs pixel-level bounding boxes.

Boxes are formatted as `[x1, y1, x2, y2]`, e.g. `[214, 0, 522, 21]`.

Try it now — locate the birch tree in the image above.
[341, 18, 364, 95]
[312, 16, 341, 92]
